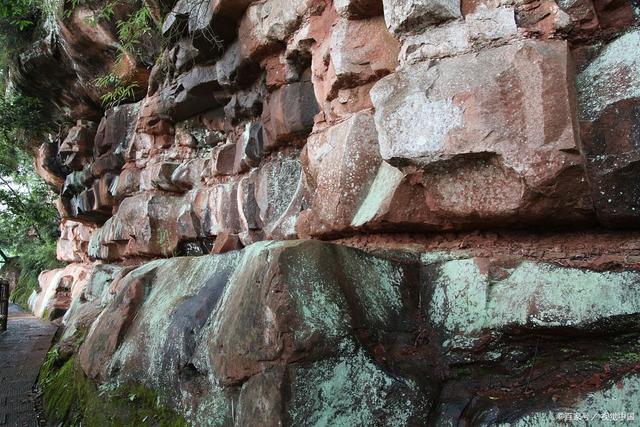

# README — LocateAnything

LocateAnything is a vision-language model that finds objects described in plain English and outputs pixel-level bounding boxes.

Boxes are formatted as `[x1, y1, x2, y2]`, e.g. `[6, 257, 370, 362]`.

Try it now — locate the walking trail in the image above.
[0, 304, 57, 426]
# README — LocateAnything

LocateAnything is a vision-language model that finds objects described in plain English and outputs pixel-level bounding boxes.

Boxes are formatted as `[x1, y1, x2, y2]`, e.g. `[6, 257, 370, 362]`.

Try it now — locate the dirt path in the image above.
[0, 304, 57, 426]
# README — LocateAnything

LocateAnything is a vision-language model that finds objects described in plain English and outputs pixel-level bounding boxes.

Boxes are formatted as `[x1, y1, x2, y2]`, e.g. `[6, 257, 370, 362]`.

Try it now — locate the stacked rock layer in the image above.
[23, 0, 640, 424]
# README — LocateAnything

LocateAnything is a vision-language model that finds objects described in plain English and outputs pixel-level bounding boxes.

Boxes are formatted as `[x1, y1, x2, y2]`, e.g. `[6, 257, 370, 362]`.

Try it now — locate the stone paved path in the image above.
[0, 304, 57, 427]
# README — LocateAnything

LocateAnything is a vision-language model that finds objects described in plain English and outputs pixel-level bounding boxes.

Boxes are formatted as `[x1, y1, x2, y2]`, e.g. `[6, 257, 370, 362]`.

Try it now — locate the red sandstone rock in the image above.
[35, 143, 65, 191]
[59, 120, 97, 170]
[57, 220, 96, 263]
[368, 39, 594, 229]
[326, 16, 399, 99]
[298, 111, 381, 237]
[212, 232, 244, 254]
[576, 30, 640, 227]
[211, 142, 238, 176]
[262, 79, 319, 149]
[30, 263, 94, 320]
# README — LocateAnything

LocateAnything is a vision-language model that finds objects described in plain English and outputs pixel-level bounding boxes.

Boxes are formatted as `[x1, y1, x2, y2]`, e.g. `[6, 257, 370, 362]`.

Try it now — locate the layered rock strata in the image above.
[20, 0, 640, 424]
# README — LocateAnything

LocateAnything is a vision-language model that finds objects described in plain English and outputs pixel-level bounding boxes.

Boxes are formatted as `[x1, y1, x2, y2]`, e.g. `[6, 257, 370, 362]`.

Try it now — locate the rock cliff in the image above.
[22, 0, 640, 425]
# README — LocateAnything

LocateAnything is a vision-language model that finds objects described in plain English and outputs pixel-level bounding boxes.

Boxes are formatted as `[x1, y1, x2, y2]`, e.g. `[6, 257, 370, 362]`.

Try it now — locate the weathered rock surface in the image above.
[55, 241, 640, 425]
[16, 0, 640, 424]
[577, 29, 640, 227]
[383, 0, 462, 34]
[29, 263, 100, 320]
[368, 39, 594, 229]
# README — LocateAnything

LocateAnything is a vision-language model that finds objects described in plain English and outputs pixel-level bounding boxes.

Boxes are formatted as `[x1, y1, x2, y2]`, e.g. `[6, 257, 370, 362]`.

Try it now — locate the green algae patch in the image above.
[38, 350, 188, 426]
[288, 341, 423, 426]
[428, 258, 640, 343]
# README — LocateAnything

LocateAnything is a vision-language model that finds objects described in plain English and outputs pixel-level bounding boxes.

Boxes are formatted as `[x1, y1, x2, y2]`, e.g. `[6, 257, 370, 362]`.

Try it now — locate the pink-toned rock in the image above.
[89, 192, 199, 259]
[298, 112, 381, 237]
[262, 79, 319, 149]
[58, 220, 96, 263]
[150, 162, 182, 192]
[360, 40, 595, 230]
[212, 232, 244, 254]
[211, 142, 238, 176]
[238, 0, 321, 61]
[35, 143, 65, 190]
[59, 120, 97, 170]
[29, 263, 95, 319]
[113, 167, 141, 201]
[327, 17, 399, 98]
[91, 174, 117, 212]
[79, 267, 150, 381]
[91, 152, 124, 177]
[94, 103, 141, 157]
[171, 158, 208, 191]
[262, 55, 287, 90]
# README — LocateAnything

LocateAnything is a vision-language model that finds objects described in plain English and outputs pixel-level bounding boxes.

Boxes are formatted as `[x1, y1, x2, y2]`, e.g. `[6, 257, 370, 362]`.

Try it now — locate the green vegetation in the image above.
[39, 350, 189, 426]
[0, 93, 62, 308]
[0, 0, 158, 304]
[0, 1, 65, 306]
[67, 0, 159, 107]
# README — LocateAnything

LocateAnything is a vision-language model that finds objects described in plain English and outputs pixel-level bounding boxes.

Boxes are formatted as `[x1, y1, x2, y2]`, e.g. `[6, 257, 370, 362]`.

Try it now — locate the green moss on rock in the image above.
[38, 350, 188, 426]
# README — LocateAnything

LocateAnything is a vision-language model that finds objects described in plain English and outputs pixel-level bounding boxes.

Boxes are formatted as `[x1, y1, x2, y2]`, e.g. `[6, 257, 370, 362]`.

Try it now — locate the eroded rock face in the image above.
[65, 241, 640, 425]
[383, 0, 462, 34]
[19, 0, 640, 424]
[577, 29, 640, 227]
[29, 263, 102, 320]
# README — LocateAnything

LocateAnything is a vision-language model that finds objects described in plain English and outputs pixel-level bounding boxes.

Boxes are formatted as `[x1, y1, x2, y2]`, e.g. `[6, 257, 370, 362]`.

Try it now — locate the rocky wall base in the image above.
[40, 239, 640, 426]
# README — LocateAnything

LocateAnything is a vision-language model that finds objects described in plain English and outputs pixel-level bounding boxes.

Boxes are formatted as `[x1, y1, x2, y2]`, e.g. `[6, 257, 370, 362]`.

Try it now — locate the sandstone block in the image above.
[234, 121, 264, 173]
[262, 80, 319, 148]
[88, 192, 201, 259]
[211, 142, 237, 176]
[35, 143, 65, 190]
[151, 162, 182, 192]
[237, 171, 263, 232]
[113, 168, 140, 201]
[195, 183, 242, 236]
[94, 103, 140, 157]
[30, 263, 95, 320]
[383, 0, 462, 34]
[326, 17, 399, 98]
[57, 220, 96, 263]
[577, 30, 640, 226]
[171, 158, 207, 190]
[59, 120, 97, 170]
[362, 40, 595, 229]
[298, 112, 382, 236]
[91, 152, 124, 177]
[71, 241, 640, 426]
[211, 232, 243, 254]
[239, 0, 319, 61]
[255, 154, 305, 239]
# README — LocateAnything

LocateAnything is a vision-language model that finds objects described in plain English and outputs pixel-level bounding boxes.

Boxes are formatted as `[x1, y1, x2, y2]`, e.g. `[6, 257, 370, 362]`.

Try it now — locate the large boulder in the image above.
[368, 39, 594, 229]
[66, 240, 640, 426]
